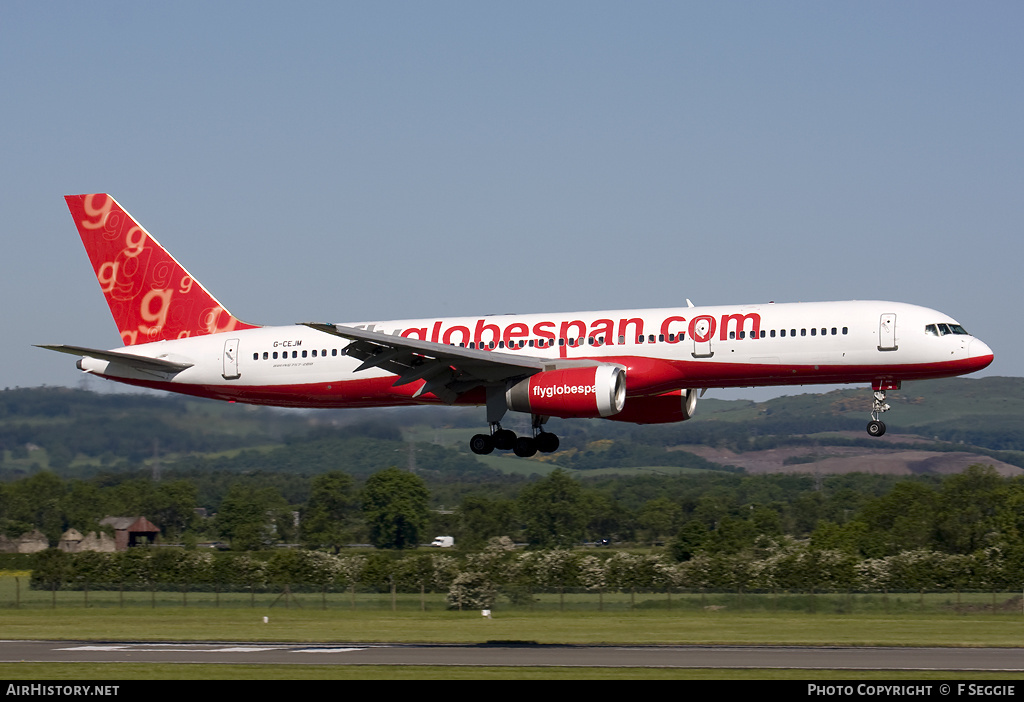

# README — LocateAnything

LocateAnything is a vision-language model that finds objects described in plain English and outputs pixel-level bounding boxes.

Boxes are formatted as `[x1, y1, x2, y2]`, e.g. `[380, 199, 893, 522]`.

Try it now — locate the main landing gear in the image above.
[470, 418, 560, 458]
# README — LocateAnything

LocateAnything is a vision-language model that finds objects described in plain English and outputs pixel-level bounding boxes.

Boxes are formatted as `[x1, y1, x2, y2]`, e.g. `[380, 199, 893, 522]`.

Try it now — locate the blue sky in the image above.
[2, 1, 1020, 401]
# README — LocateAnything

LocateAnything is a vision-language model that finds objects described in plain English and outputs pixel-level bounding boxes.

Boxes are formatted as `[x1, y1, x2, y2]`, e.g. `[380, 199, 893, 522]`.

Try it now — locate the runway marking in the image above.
[292, 648, 365, 653]
[56, 645, 280, 653]
[56, 643, 369, 655]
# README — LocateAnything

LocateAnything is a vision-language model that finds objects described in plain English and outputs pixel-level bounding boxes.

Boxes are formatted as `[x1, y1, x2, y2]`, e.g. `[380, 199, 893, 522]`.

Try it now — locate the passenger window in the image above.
[770, 330, 776, 338]
[811, 328, 816, 336]
[263, 352, 269, 360]
[831, 328, 837, 335]
[253, 353, 258, 361]
[842, 327, 848, 335]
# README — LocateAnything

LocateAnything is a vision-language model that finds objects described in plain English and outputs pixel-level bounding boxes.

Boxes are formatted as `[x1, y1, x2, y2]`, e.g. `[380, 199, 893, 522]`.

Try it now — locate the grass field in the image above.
[6, 574, 1024, 679]
[1, 663, 1021, 681]
[5, 607, 1024, 647]
[4, 608, 1024, 681]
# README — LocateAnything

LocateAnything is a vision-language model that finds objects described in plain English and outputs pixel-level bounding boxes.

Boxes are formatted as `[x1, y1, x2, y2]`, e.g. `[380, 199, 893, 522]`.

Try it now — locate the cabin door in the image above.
[878, 314, 897, 351]
[222, 338, 241, 379]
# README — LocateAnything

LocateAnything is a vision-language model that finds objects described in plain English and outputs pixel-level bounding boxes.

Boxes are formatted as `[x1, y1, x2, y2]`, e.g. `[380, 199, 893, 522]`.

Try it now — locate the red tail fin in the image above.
[65, 194, 259, 346]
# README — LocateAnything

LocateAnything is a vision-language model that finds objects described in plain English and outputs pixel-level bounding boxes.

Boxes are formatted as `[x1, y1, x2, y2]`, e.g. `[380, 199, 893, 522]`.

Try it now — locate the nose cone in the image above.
[968, 338, 995, 371]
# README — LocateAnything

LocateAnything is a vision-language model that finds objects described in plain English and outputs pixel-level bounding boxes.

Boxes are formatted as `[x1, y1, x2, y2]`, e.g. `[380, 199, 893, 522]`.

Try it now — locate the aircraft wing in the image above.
[302, 322, 604, 403]
[36, 344, 194, 374]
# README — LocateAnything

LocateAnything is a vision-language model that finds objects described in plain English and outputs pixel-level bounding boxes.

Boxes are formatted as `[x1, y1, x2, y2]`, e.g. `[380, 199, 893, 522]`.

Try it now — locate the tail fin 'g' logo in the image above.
[65, 194, 259, 345]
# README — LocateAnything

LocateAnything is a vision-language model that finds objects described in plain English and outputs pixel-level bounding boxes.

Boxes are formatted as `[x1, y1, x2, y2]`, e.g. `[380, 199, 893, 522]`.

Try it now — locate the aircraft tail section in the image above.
[65, 194, 259, 345]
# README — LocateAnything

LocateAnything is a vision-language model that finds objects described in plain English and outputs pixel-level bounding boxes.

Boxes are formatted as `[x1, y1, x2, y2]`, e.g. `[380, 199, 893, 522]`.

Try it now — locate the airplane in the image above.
[39, 194, 995, 457]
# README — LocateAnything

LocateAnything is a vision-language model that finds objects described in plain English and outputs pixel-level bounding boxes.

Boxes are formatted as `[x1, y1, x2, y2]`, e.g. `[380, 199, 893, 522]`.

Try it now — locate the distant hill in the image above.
[0, 377, 1019, 478]
[693, 376, 1024, 444]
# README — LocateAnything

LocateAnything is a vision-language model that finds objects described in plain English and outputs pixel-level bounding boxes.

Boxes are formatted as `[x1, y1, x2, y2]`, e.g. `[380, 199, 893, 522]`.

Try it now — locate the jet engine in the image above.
[607, 388, 699, 424]
[506, 365, 626, 418]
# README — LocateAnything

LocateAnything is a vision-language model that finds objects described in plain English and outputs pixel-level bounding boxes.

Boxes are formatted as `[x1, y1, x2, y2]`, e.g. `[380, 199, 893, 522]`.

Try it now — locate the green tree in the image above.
[934, 465, 1005, 554]
[855, 481, 939, 557]
[518, 469, 587, 549]
[216, 484, 291, 550]
[637, 497, 682, 545]
[3, 472, 66, 542]
[362, 467, 430, 549]
[301, 471, 356, 552]
[456, 495, 517, 550]
[152, 480, 199, 539]
[704, 515, 757, 554]
[669, 520, 709, 562]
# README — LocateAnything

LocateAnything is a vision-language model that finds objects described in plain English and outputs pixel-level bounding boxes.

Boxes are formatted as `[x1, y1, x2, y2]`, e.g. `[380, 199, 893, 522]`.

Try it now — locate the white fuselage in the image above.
[79, 300, 994, 410]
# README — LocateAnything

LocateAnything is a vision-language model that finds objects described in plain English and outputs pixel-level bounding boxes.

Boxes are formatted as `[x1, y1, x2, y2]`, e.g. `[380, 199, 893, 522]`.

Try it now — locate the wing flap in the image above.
[302, 322, 625, 404]
[302, 322, 553, 401]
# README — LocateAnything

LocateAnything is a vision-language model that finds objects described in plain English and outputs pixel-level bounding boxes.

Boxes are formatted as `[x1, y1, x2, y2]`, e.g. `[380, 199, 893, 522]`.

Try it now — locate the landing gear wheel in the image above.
[866, 420, 886, 437]
[492, 428, 517, 450]
[470, 433, 494, 454]
[513, 436, 538, 458]
[535, 431, 560, 453]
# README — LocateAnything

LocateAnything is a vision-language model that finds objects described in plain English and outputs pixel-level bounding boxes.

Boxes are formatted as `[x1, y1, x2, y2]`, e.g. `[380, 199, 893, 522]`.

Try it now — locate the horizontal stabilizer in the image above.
[36, 344, 194, 374]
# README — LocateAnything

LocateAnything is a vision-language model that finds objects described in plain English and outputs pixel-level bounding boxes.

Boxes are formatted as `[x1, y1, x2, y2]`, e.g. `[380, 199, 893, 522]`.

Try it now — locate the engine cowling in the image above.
[506, 365, 626, 418]
[608, 388, 699, 424]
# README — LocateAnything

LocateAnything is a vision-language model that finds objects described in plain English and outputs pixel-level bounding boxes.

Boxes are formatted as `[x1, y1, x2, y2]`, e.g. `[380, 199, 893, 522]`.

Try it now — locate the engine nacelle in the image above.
[506, 365, 626, 419]
[608, 388, 699, 424]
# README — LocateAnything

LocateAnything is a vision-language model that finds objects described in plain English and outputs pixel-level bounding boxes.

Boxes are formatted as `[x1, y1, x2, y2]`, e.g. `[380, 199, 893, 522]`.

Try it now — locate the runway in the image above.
[2, 640, 1023, 671]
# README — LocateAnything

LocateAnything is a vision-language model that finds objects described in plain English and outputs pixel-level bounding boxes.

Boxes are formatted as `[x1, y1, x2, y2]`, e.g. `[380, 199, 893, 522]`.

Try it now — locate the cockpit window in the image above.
[926, 323, 969, 336]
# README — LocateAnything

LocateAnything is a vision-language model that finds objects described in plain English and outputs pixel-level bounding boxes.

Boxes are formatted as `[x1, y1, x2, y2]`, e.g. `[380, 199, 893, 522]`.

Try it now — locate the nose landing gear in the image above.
[866, 381, 898, 437]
